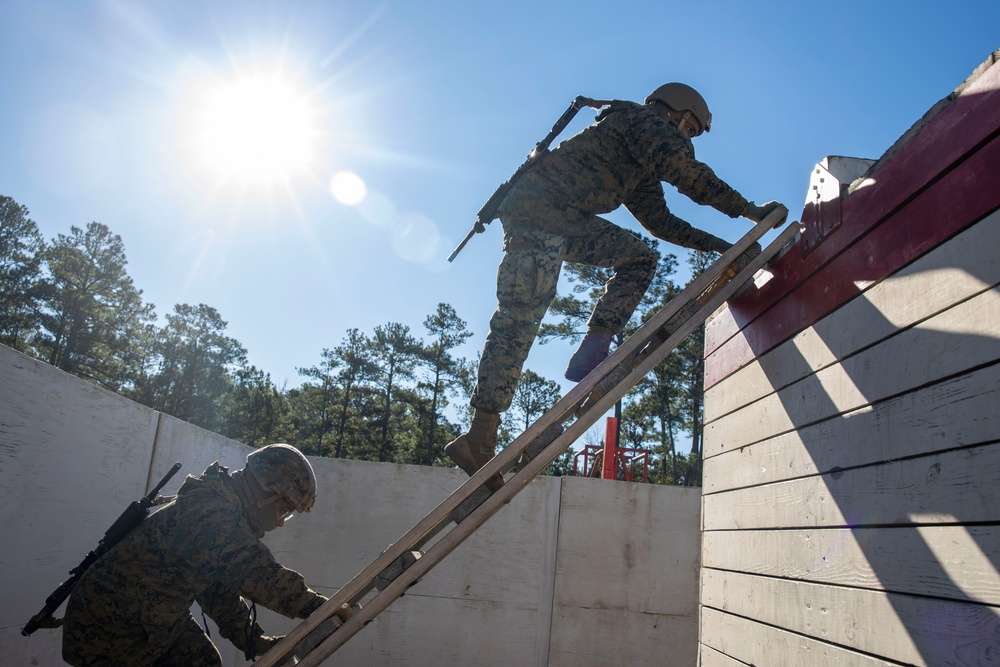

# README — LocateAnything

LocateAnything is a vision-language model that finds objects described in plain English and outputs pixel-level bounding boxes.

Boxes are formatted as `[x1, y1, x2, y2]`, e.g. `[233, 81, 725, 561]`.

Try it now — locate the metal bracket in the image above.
[799, 156, 874, 258]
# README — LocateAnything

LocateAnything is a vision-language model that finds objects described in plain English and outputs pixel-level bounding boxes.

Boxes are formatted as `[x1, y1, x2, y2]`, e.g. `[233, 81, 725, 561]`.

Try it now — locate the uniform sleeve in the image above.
[624, 177, 732, 253]
[227, 550, 328, 619]
[626, 111, 748, 218]
[176, 490, 328, 620]
[622, 177, 672, 232]
[196, 582, 265, 655]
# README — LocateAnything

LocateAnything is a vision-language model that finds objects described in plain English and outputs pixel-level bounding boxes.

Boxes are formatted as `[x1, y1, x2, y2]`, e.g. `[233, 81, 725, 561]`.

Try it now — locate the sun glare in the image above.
[192, 75, 319, 186]
[329, 170, 367, 206]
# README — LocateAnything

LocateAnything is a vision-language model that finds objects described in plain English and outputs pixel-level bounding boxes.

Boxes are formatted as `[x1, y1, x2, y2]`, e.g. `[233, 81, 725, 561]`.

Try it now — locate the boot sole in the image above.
[445, 440, 505, 493]
[445, 439, 481, 477]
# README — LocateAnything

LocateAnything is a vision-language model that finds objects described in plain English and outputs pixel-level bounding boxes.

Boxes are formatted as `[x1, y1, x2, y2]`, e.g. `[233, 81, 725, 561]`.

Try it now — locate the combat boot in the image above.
[564, 327, 614, 382]
[445, 409, 504, 492]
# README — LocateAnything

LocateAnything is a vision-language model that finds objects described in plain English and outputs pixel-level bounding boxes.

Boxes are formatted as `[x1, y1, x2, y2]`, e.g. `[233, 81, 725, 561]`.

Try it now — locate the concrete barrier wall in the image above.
[0, 344, 700, 666]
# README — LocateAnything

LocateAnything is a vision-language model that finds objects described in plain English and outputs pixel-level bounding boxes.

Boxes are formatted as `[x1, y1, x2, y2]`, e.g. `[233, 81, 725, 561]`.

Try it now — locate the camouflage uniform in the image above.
[62, 462, 326, 667]
[471, 101, 748, 413]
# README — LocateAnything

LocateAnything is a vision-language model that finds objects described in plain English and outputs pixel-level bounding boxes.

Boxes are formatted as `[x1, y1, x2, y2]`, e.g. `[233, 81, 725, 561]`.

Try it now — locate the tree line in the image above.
[1, 194, 707, 484]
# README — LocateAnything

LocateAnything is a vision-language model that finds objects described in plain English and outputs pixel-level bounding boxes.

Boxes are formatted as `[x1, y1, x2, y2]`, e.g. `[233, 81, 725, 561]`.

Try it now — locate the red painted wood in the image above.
[704, 134, 1000, 390]
[602, 416, 618, 480]
[705, 62, 1000, 359]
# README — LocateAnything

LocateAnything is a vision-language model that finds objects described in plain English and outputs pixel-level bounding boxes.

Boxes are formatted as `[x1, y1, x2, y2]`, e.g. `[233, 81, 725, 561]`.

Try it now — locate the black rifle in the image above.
[447, 95, 611, 262]
[21, 462, 183, 636]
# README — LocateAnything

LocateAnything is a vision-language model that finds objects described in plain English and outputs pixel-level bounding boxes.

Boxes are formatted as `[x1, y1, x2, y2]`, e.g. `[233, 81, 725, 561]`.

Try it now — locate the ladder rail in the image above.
[298, 218, 800, 666]
[257, 208, 795, 666]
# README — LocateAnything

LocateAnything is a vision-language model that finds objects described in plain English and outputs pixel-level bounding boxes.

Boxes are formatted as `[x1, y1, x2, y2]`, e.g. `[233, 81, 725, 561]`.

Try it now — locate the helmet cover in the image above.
[245, 444, 317, 512]
[645, 82, 712, 133]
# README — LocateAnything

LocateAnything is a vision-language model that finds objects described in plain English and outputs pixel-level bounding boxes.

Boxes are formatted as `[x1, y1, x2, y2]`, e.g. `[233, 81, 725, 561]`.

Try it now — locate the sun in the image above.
[190, 74, 320, 187]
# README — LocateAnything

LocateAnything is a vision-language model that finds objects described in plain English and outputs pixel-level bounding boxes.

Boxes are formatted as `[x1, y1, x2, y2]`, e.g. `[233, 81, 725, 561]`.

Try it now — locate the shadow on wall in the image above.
[729, 76, 1000, 665]
[754, 226, 1000, 663]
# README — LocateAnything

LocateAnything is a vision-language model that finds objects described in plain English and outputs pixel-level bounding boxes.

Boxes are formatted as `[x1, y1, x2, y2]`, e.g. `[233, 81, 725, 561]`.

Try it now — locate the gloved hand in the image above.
[333, 602, 353, 624]
[743, 200, 786, 225]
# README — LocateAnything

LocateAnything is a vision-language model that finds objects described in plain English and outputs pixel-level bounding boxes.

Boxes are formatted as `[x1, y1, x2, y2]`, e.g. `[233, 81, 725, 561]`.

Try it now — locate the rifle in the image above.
[21, 462, 183, 636]
[447, 95, 611, 262]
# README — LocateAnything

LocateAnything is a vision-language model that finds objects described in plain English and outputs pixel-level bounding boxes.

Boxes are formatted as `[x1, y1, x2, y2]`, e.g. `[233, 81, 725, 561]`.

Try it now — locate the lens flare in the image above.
[329, 170, 368, 206]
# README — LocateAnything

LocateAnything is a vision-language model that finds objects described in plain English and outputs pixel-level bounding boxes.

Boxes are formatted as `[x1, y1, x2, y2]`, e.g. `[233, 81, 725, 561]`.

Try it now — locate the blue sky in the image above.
[2, 1, 997, 417]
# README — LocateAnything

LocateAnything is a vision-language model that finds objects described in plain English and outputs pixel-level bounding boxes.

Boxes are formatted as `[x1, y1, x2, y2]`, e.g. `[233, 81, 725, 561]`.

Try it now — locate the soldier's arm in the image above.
[197, 582, 275, 657]
[232, 552, 328, 619]
[667, 156, 747, 219]
[628, 112, 748, 218]
[624, 178, 731, 253]
[177, 493, 327, 620]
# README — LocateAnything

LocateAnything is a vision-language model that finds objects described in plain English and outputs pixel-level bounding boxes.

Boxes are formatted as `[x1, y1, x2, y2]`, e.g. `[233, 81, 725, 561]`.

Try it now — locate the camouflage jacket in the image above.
[501, 101, 748, 241]
[65, 462, 326, 656]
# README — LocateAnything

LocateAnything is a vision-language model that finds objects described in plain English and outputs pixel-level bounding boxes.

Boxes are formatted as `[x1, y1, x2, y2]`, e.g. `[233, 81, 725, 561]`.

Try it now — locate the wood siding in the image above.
[699, 53, 1000, 667]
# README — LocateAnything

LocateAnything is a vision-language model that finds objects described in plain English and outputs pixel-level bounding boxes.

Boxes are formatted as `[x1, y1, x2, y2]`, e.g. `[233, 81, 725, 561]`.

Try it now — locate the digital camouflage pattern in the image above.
[471, 101, 750, 413]
[470, 218, 657, 413]
[246, 443, 317, 512]
[62, 462, 326, 667]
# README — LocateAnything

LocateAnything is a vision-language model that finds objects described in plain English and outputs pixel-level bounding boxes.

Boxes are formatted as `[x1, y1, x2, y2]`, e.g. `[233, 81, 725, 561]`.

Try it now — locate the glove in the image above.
[743, 200, 785, 225]
[333, 602, 353, 624]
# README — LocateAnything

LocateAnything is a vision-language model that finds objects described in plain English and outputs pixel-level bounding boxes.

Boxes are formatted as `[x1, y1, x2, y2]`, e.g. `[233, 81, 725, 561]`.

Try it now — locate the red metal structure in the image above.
[574, 417, 650, 482]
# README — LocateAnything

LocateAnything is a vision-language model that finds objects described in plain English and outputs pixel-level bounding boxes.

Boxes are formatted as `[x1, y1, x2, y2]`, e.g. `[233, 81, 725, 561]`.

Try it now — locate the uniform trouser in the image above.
[63, 609, 222, 667]
[470, 212, 657, 414]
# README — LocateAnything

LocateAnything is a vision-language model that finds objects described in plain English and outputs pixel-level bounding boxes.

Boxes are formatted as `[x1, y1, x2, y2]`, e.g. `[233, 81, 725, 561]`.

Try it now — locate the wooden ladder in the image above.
[256, 206, 797, 666]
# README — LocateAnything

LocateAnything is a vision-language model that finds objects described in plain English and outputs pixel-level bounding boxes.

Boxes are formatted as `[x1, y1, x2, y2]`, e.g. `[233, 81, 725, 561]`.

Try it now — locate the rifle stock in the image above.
[448, 96, 610, 262]
[21, 462, 182, 636]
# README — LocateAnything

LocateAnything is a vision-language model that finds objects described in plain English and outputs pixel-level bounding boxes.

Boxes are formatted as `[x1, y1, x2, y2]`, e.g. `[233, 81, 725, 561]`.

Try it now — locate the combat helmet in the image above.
[645, 83, 712, 134]
[245, 444, 317, 512]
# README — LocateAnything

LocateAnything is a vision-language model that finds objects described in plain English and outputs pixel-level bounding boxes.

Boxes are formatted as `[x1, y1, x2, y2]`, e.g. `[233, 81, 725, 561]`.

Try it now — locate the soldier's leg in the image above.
[447, 228, 565, 483]
[62, 592, 155, 666]
[472, 230, 566, 412]
[151, 616, 222, 667]
[564, 217, 657, 381]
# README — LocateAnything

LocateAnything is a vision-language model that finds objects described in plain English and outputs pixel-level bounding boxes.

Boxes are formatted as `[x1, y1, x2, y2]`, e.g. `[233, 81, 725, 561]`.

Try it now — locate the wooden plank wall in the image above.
[699, 53, 1000, 667]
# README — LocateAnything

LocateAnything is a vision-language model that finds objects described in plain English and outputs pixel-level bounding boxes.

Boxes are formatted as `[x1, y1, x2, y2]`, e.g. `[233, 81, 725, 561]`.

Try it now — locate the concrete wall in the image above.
[699, 53, 1000, 666]
[0, 343, 700, 666]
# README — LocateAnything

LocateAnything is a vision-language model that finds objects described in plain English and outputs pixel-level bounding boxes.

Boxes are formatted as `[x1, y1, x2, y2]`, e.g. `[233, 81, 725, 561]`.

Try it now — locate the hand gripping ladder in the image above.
[256, 207, 797, 666]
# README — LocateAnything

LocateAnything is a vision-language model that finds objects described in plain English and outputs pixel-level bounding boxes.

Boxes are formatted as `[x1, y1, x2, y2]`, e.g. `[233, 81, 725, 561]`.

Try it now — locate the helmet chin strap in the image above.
[671, 110, 701, 138]
[650, 101, 694, 135]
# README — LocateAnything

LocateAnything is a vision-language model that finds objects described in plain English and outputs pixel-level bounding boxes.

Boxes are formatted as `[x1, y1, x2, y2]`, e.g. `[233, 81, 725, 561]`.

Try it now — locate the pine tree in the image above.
[369, 323, 419, 462]
[223, 365, 291, 447]
[34, 221, 155, 391]
[416, 304, 473, 466]
[296, 348, 345, 456]
[133, 303, 246, 431]
[0, 196, 44, 351]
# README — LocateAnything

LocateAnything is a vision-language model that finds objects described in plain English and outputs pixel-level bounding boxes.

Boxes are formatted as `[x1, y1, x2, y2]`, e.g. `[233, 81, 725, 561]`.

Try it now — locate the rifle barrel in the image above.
[448, 226, 479, 262]
[448, 97, 612, 262]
